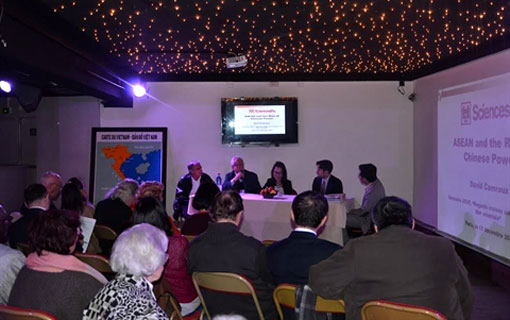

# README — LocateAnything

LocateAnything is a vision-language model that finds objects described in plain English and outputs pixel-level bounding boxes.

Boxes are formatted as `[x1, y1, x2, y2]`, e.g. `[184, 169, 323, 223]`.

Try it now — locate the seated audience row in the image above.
[1, 168, 472, 320]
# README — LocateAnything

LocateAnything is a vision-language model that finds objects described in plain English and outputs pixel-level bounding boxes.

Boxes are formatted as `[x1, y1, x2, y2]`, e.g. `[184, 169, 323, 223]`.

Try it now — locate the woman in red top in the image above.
[132, 197, 200, 316]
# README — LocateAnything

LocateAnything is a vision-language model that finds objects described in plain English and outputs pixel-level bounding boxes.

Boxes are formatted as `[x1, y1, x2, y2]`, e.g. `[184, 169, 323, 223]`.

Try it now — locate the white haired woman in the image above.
[83, 223, 169, 319]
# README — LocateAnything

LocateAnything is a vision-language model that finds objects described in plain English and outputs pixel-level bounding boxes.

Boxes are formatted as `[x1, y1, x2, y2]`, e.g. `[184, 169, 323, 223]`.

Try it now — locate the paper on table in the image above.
[80, 216, 96, 253]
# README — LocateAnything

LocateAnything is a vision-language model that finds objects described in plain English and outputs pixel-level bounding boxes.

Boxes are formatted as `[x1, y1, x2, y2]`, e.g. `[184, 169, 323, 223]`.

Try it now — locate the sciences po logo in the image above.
[460, 102, 471, 125]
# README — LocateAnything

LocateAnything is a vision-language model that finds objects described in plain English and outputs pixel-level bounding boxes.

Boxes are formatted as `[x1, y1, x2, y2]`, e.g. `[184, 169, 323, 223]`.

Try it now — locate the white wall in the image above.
[35, 96, 101, 193]
[0, 96, 100, 211]
[101, 81, 414, 207]
[413, 49, 510, 227]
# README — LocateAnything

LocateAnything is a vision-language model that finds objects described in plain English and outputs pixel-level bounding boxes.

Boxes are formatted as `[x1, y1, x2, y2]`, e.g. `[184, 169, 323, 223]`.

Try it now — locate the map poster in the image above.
[89, 127, 167, 204]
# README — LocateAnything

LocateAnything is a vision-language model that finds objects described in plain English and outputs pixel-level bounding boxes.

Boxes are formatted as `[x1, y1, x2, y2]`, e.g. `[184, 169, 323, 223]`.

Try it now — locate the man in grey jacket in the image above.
[345, 163, 385, 237]
[310, 196, 473, 320]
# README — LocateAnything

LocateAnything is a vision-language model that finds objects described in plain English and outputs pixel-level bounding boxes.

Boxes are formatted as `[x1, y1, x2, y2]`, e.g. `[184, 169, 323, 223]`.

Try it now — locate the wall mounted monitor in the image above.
[221, 97, 298, 145]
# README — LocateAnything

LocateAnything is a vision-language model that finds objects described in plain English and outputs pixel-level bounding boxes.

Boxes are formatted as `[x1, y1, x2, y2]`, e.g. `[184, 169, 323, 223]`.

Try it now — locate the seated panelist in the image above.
[173, 161, 213, 220]
[222, 156, 261, 194]
[262, 161, 295, 195]
[312, 159, 343, 195]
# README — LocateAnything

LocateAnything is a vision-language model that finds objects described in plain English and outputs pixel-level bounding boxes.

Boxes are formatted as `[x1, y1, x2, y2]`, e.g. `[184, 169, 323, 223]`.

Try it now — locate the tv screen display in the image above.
[221, 97, 298, 145]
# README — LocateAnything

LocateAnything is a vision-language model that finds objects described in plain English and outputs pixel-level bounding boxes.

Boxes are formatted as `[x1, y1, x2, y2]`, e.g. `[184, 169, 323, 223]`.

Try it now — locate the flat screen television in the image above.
[221, 97, 298, 145]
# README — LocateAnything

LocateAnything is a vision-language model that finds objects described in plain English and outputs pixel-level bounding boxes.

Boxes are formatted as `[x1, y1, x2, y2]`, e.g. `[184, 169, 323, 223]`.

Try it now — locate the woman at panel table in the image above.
[262, 161, 296, 195]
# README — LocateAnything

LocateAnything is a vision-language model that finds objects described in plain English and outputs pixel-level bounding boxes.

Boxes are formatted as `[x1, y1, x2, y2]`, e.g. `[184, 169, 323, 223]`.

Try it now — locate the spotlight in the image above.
[132, 84, 146, 97]
[0, 80, 12, 93]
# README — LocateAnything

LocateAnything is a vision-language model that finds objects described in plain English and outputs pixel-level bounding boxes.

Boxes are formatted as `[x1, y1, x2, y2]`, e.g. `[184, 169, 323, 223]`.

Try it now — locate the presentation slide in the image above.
[234, 105, 285, 135]
[438, 72, 510, 264]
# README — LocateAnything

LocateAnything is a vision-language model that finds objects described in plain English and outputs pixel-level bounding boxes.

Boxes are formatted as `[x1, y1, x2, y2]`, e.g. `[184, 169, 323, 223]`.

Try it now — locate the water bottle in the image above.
[215, 173, 222, 186]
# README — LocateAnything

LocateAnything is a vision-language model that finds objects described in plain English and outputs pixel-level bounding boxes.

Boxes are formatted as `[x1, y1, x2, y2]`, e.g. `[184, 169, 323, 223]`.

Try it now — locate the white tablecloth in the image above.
[239, 193, 354, 246]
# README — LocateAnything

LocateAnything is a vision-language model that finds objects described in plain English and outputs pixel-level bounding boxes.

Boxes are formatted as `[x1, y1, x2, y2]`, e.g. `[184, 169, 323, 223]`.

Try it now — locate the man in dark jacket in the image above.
[188, 190, 276, 319]
[312, 159, 343, 195]
[173, 161, 213, 219]
[266, 191, 341, 285]
[222, 156, 261, 194]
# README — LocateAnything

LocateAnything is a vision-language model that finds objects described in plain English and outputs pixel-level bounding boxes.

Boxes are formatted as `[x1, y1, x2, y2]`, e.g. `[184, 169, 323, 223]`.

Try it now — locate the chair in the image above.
[157, 291, 184, 320]
[93, 224, 118, 240]
[183, 235, 196, 243]
[361, 300, 447, 320]
[262, 240, 275, 246]
[192, 272, 265, 320]
[273, 284, 345, 319]
[0, 305, 57, 320]
[93, 224, 118, 256]
[75, 252, 115, 279]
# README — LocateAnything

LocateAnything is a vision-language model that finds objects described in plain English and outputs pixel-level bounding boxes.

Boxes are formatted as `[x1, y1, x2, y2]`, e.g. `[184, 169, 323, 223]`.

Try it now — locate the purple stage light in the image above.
[132, 84, 146, 97]
[0, 80, 12, 93]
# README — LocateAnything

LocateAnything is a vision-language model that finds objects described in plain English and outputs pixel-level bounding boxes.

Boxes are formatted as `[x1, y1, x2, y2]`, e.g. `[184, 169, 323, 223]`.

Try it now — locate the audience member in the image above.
[9, 210, 106, 319]
[188, 190, 276, 319]
[181, 182, 220, 236]
[62, 183, 89, 217]
[222, 156, 261, 194]
[136, 180, 180, 235]
[345, 163, 386, 237]
[0, 204, 10, 244]
[94, 178, 139, 234]
[266, 191, 340, 285]
[67, 177, 95, 218]
[9, 184, 49, 249]
[62, 182, 101, 253]
[132, 197, 200, 316]
[83, 223, 169, 320]
[0, 243, 25, 304]
[262, 161, 295, 195]
[40, 171, 63, 209]
[309, 196, 474, 320]
[312, 160, 343, 194]
[137, 180, 164, 199]
[173, 161, 214, 220]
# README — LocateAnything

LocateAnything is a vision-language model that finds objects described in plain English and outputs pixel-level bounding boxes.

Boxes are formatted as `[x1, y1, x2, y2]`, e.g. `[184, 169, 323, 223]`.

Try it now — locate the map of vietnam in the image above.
[102, 145, 132, 179]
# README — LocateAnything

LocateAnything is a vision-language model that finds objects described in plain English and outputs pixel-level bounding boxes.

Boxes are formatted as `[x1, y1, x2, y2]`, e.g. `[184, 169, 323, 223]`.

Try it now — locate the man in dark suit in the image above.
[188, 190, 276, 319]
[266, 191, 341, 285]
[312, 159, 343, 194]
[222, 156, 261, 194]
[173, 161, 213, 219]
[9, 184, 50, 248]
[309, 196, 474, 320]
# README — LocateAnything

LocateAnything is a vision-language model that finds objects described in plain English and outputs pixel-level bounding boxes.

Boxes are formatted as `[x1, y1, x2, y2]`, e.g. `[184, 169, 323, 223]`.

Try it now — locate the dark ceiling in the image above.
[1, 0, 509, 105]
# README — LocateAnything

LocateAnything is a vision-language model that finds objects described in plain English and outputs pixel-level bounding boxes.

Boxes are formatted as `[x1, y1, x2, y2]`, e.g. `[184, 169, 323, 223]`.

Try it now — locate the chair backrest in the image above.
[273, 284, 345, 319]
[361, 300, 447, 320]
[75, 252, 113, 274]
[262, 240, 275, 246]
[157, 292, 184, 320]
[93, 224, 118, 256]
[192, 272, 265, 320]
[93, 224, 118, 240]
[153, 277, 184, 320]
[0, 305, 57, 320]
[183, 235, 196, 243]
